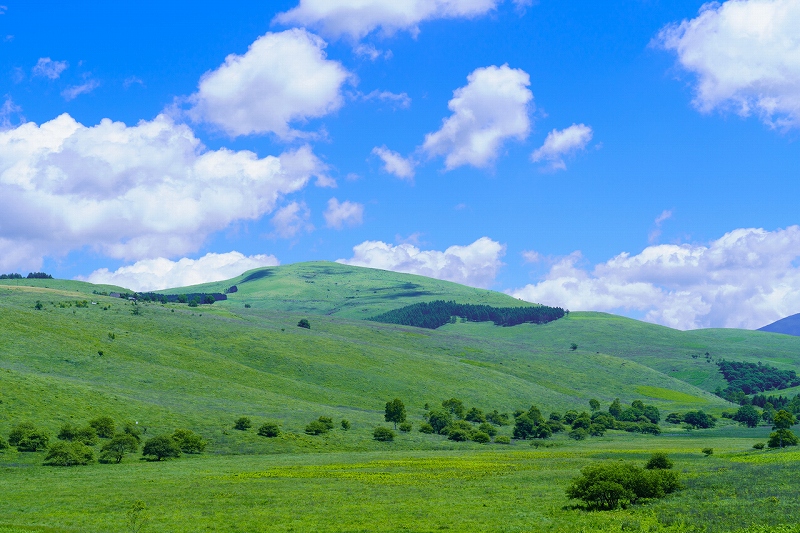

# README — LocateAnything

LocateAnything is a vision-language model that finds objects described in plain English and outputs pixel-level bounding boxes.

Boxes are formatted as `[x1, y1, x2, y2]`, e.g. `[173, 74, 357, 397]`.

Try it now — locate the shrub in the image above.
[234, 417, 252, 431]
[305, 420, 329, 435]
[10, 422, 50, 452]
[142, 435, 181, 461]
[99, 434, 139, 464]
[464, 407, 486, 423]
[317, 417, 335, 431]
[478, 422, 497, 437]
[589, 424, 606, 437]
[0, 436, 8, 450]
[753, 442, 765, 450]
[59, 424, 98, 445]
[8, 422, 37, 446]
[569, 428, 589, 441]
[398, 422, 412, 432]
[297, 318, 311, 329]
[447, 428, 470, 442]
[44, 441, 95, 466]
[645, 452, 673, 470]
[768, 429, 799, 448]
[172, 429, 207, 453]
[566, 462, 680, 510]
[373, 426, 395, 442]
[701, 447, 714, 456]
[486, 410, 510, 426]
[89, 416, 116, 438]
[665, 412, 683, 424]
[426, 410, 452, 434]
[442, 398, 465, 419]
[122, 421, 142, 443]
[257, 422, 281, 438]
[684, 411, 716, 429]
[472, 431, 491, 443]
[341, 419, 351, 431]
[494, 435, 511, 444]
[419, 423, 434, 434]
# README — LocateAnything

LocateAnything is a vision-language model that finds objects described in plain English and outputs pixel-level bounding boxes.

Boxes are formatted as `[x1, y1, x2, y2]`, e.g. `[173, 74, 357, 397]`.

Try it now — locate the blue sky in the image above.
[1, 0, 799, 330]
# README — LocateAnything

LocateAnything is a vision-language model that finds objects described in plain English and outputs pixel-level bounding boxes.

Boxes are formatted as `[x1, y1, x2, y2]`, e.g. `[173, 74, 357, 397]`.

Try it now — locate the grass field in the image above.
[2, 263, 800, 532]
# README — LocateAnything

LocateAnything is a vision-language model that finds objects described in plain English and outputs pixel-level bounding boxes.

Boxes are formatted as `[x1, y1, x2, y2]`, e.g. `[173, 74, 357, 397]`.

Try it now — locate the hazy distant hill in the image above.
[758, 313, 800, 336]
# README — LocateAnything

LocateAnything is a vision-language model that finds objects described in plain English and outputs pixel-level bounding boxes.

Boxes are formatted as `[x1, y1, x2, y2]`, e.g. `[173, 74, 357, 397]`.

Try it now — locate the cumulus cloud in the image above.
[324, 198, 364, 229]
[188, 28, 351, 139]
[270, 201, 314, 238]
[62, 79, 100, 101]
[275, 0, 506, 41]
[338, 236, 505, 288]
[531, 123, 593, 170]
[656, 0, 800, 129]
[32, 57, 68, 79]
[422, 64, 532, 170]
[372, 146, 416, 180]
[510, 227, 800, 330]
[0, 113, 326, 269]
[83, 251, 279, 292]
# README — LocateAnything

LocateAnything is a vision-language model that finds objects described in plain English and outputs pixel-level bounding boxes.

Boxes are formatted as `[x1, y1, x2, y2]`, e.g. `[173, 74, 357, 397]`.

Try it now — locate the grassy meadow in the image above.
[2, 263, 800, 532]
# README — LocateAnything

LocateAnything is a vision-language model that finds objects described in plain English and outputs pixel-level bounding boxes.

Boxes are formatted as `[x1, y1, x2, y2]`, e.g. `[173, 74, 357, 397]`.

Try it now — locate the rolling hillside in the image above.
[2, 262, 800, 456]
[759, 313, 800, 337]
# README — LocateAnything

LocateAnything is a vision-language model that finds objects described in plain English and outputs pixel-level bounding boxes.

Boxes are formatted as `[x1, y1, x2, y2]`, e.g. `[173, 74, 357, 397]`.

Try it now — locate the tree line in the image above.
[0, 272, 53, 279]
[715, 359, 800, 398]
[368, 300, 566, 330]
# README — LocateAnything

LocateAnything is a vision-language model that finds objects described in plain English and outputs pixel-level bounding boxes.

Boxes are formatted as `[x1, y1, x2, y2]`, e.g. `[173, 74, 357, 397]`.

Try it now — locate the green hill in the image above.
[3, 262, 800, 454]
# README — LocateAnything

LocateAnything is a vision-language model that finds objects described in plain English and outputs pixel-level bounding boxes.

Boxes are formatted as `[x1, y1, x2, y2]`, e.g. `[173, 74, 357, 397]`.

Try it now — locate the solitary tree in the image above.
[384, 398, 407, 429]
[100, 434, 139, 463]
[297, 318, 311, 329]
[734, 405, 760, 428]
[589, 399, 601, 412]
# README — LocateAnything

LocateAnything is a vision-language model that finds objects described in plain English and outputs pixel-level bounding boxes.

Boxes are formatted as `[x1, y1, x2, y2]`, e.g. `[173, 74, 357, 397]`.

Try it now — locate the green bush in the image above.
[257, 422, 281, 438]
[297, 318, 311, 329]
[8, 422, 37, 446]
[373, 426, 395, 442]
[398, 422, 412, 432]
[317, 417, 335, 431]
[44, 441, 95, 466]
[753, 442, 765, 450]
[645, 452, 673, 470]
[172, 429, 207, 453]
[234, 417, 252, 431]
[142, 435, 181, 461]
[9, 422, 50, 452]
[419, 423, 434, 434]
[447, 428, 470, 442]
[58, 424, 98, 445]
[494, 435, 511, 444]
[702, 447, 714, 456]
[340, 419, 351, 431]
[0, 436, 8, 450]
[478, 422, 497, 437]
[304, 420, 329, 435]
[99, 433, 139, 464]
[566, 462, 680, 510]
[472, 431, 491, 443]
[89, 416, 116, 438]
[569, 428, 589, 441]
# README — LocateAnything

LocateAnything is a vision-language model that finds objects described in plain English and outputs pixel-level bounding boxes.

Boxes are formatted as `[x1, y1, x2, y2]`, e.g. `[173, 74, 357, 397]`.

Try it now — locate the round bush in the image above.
[142, 435, 181, 461]
[172, 429, 207, 453]
[753, 442, 765, 450]
[419, 423, 434, 434]
[305, 420, 328, 435]
[234, 417, 252, 431]
[472, 431, 490, 444]
[44, 441, 95, 466]
[494, 435, 511, 444]
[569, 428, 589, 441]
[398, 422, 412, 433]
[447, 429, 470, 442]
[645, 452, 673, 470]
[89, 416, 116, 439]
[258, 422, 281, 438]
[341, 419, 351, 431]
[373, 426, 395, 442]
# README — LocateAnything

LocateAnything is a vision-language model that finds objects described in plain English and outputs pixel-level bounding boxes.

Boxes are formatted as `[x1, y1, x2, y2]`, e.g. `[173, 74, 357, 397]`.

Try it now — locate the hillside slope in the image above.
[2, 264, 800, 457]
[759, 313, 800, 337]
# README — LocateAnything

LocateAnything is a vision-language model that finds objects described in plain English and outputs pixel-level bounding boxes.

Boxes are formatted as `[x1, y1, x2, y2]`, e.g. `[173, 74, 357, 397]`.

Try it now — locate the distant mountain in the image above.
[758, 313, 800, 336]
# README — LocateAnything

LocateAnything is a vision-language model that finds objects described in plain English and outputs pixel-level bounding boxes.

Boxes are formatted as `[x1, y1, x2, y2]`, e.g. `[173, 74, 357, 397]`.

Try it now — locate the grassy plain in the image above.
[2, 263, 800, 532]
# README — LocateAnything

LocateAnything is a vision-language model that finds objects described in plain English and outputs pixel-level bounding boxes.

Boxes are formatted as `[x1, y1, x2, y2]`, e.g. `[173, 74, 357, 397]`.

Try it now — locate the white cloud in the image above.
[338, 236, 505, 288]
[188, 29, 351, 139]
[275, 0, 506, 41]
[32, 58, 68, 80]
[324, 198, 364, 229]
[422, 64, 532, 170]
[360, 90, 411, 108]
[531, 123, 593, 170]
[372, 146, 416, 180]
[83, 251, 279, 292]
[648, 209, 673, 244]
[0, 113, 326, 269]
[510, 226, 800, 330]
[62, 79, 99, 101]
[0, 96, 24, 129]
[656, 0, 800, 129]
[353, 43, 392, 60]
[270, 201, 314, 238]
